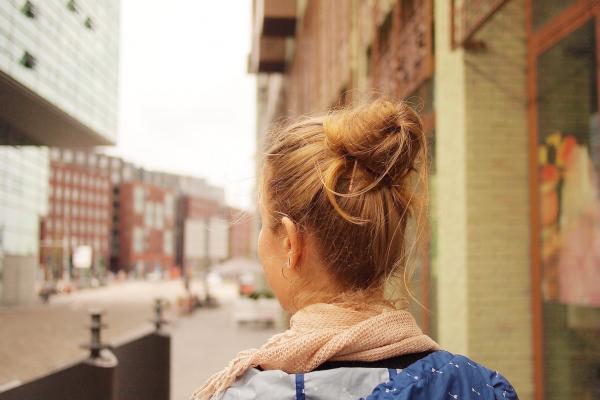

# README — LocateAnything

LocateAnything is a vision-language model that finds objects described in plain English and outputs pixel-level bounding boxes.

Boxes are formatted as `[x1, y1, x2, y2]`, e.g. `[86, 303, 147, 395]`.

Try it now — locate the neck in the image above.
[290, 286, 388, 313]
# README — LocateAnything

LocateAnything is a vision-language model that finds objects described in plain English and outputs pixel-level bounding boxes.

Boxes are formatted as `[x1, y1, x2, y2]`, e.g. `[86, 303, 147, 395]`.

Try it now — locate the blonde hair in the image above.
[261, 98, 428, 304]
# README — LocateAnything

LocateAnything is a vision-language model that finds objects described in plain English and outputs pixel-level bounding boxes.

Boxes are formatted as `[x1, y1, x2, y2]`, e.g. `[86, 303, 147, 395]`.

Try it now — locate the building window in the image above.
[51, 149, 61, 161]
[164, 230, 173, 256]
[84, 16, 94, 30]
[535, 20, 600, 399]
[62, 150, 73, 163]
[99, 156, 108, 169]
[21, 1, 37, 19]
[164, 193, 174, 219]
[20, 51, 37, 69]
[133, 227, 144, 254]
[134, 186, 144, 214]
[66, 0, 78, 13]
[155, 204, 164, 229]
[75, 151, 86, 165]
[145, 202, 153, 227]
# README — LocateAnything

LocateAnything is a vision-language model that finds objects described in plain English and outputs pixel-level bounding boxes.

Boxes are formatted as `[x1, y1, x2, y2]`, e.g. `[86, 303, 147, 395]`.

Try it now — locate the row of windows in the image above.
[49, 202, 110, 219]
[50, 189, 110, 207]
[15, 1, 99, 33]
[0, 38, 118, 124]
[0, 0, 118, 85]
[51, 170, 110, 190]
[133, 188, 176, 221]
[51, 149, 125, 171]
[45, 218, 108, 236]
[43, 234, 109, 252]
[132, 228, 174, 256]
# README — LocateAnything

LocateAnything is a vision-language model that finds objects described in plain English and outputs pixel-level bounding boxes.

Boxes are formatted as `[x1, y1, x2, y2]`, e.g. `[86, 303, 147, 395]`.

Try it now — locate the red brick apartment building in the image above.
[118, 182, 175, 275]
[41, 161, 112, 279]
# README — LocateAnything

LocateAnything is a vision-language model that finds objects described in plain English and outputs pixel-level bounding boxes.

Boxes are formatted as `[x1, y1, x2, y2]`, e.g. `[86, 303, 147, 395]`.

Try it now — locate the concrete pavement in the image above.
[0, 279, 281, 399]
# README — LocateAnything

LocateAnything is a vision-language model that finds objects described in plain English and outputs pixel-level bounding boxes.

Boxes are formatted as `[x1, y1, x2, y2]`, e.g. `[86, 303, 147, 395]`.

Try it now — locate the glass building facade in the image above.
[0, 146, 48, 303]
[0, 0, 119, 303]
[0, 0, 120, 145]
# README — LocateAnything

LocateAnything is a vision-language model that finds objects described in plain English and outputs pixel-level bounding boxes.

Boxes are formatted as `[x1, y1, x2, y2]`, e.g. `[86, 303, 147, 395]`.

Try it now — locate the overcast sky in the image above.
[109, 1, 257, 211]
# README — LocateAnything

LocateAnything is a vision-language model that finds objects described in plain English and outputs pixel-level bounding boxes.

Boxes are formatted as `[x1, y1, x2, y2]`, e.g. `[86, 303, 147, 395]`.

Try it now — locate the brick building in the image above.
[118, 182, 175, 275]
[43, 149, 229, 274]
[250, 0, 600, 398]
[41, 159, 112, 280]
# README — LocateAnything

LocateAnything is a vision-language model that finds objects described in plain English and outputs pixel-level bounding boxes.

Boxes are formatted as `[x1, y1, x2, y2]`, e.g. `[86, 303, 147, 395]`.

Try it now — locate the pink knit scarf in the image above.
[191, 302, 439, 400]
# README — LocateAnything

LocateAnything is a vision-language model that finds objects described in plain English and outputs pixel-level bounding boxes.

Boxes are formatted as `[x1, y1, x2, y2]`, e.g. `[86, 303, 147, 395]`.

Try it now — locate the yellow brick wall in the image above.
[435, 0, 534, 398]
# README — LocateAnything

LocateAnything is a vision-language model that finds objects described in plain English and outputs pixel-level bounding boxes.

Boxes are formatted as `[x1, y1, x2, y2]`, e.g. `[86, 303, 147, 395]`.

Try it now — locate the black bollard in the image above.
[153, 299, 170, 400]
[153, 298, 168, 331]
[81, 309, 118, 400]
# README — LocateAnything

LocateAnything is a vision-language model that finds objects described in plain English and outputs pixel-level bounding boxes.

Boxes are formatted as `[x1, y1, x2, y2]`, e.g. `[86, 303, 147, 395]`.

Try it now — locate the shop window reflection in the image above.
[536, 20, 600, 400]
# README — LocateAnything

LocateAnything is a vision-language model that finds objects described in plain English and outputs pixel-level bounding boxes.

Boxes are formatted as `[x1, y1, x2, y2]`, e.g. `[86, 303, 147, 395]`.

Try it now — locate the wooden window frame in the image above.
[526, 1, 600, 399]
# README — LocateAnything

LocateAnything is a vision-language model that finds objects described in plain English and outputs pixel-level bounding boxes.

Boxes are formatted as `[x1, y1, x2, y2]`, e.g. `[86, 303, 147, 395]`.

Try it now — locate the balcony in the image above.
[249, 0, 297, 74]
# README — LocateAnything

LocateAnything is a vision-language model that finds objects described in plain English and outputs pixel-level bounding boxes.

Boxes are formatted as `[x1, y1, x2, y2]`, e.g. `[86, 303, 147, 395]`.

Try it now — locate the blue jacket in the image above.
[216, 351, 518, 400]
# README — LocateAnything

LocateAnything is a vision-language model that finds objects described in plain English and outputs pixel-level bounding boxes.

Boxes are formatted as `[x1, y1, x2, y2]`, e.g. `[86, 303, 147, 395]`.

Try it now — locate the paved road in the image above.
[0, 279, 280, 399]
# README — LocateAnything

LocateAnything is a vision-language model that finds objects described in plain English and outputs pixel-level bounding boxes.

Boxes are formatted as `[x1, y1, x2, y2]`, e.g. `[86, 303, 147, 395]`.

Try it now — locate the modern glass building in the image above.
[0, 0, 120, 304]
[0, 146, 48, 303]
[0, 0, 119, 145]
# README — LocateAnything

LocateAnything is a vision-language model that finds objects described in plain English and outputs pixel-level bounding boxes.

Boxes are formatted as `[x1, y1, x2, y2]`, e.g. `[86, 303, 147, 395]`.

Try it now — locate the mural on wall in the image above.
[539, 131, 600, 307]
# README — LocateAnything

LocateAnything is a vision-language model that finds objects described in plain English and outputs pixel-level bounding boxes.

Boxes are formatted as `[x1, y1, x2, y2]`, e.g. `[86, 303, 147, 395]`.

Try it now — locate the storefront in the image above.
[528, 0, 600, 398]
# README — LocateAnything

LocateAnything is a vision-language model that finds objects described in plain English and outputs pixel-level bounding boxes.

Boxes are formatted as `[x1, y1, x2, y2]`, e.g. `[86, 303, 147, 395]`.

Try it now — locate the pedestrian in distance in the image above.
[192, 98, 518, 400]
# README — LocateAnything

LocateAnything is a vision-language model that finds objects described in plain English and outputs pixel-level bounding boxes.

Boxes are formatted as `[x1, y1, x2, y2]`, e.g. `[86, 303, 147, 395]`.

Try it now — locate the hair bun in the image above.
[323, 99, 424, 185]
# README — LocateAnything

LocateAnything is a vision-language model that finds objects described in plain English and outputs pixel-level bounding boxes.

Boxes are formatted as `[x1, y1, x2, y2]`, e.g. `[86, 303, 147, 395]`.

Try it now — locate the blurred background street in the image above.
[0, 0, 599, 399]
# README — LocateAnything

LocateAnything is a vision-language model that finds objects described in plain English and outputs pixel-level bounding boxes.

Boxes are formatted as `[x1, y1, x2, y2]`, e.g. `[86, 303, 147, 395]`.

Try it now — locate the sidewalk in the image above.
[0, 279, 280, 399]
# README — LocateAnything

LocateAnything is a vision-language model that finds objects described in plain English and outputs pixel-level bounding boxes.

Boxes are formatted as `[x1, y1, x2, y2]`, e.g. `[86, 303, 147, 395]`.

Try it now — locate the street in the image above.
[0, 279, 280, 400]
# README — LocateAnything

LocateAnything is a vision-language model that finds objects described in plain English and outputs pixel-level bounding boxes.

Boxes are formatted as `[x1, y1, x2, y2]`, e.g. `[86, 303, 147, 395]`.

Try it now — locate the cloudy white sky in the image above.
[110, 1, 257, 211]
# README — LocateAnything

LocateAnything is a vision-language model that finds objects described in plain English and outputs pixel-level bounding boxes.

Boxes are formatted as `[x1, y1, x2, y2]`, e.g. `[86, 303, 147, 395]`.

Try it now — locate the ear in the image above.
[281, 216, 302, 270]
